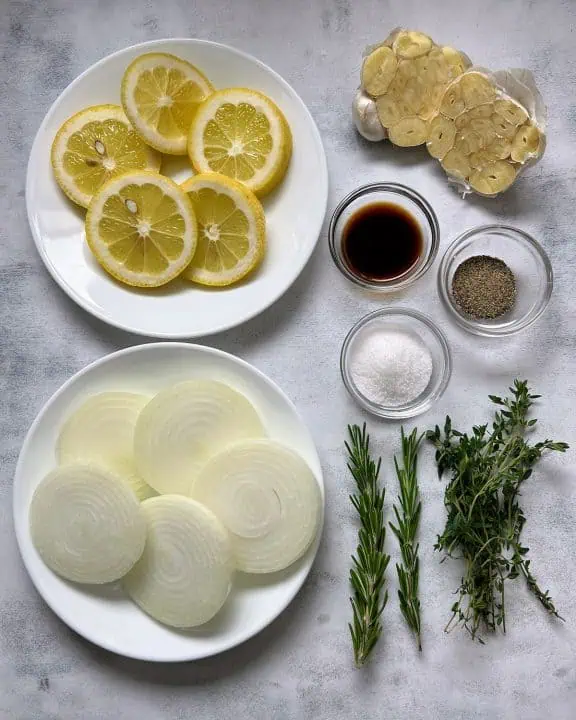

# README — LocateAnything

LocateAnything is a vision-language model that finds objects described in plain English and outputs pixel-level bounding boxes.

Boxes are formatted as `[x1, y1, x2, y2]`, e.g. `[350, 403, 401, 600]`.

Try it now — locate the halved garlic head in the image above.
[428, 69, 545, 196]
[359, 30, 470, 147]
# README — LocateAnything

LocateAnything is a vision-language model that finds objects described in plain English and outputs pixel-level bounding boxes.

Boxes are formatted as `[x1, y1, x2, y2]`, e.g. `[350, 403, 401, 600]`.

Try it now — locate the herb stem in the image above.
[389, 427, 423, 651]
[427, 380, 568, 640]
[346, 423, 390, 666]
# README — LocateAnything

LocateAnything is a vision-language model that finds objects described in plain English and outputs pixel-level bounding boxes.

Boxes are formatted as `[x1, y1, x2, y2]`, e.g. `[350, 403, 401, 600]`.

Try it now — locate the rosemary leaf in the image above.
[346, 423, 390, 666]
[389, 427, 424, 651]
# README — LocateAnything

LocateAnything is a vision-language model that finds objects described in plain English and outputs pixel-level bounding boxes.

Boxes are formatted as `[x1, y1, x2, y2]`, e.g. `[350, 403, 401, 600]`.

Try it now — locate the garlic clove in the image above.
[352, 89, 387, 142]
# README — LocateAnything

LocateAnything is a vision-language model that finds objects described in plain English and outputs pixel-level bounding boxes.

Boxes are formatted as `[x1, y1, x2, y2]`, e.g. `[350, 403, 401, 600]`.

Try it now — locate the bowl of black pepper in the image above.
[438, 225, 553, 337]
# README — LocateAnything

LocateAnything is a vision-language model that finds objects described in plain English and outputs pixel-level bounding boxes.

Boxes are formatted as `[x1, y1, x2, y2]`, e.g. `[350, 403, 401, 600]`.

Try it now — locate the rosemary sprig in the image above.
[427, 380, 569, 642]
[345, 423, 390, 666]
[389, 427, 423, 651]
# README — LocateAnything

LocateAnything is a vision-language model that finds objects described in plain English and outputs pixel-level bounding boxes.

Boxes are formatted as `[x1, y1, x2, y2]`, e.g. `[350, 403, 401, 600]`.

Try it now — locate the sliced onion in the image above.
[120, 471, 157, 501]
[133, 380, 265, 495]
[29, 464, 146, 584]
[124, 495, 232, 627]
[57, 392, 156, 501]
[191, 440, 322, 574]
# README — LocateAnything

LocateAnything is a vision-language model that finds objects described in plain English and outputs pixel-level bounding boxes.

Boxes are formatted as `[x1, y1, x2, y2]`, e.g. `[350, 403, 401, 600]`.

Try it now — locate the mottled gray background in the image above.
[1, 0, 576, 718]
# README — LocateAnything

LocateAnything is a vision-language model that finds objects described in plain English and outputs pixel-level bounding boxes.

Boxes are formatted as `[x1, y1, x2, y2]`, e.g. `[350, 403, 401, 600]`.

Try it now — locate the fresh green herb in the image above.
[427, 380, 569, 642]
[346, 423, 390, 666]
[389, 427, 424, 651]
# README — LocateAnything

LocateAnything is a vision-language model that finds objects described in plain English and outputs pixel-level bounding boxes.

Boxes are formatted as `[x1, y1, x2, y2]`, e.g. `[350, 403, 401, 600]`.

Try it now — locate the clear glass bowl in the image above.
[340, 307, 452, 419]
[328, 182, 440, 291]
[438, 225, 553, 337]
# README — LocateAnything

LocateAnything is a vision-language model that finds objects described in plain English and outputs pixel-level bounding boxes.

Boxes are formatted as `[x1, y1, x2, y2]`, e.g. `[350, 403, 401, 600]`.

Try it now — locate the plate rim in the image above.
[12, 342, 325, 662]
[26, 38, 329, 339]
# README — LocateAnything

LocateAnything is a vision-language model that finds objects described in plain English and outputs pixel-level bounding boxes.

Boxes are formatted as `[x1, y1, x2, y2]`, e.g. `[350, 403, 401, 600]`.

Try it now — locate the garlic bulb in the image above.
[426, 67, 547, 197]
[352, 89, 386, 142]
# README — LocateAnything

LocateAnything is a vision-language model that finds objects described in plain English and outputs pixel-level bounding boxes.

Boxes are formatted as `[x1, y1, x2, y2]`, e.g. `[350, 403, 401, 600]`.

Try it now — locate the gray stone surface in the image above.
[1, 1, 576, 717]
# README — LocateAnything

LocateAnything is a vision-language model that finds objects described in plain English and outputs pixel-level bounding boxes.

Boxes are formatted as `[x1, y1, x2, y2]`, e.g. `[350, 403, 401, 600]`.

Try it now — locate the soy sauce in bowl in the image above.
[342, 202, 423, 282]
[328, 182, 439, 292]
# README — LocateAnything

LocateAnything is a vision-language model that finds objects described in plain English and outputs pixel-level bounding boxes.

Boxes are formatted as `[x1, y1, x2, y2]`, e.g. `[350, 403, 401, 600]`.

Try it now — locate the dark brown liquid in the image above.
[342, 202, 423, 281]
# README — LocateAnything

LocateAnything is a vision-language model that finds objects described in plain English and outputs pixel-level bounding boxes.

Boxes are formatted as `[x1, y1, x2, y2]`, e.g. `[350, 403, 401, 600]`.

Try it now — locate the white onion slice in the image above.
[121, 472, 157, 501]
[133, 380, 265, 495]
[29, 464, 146, 584]
[57, 392, 156, 500]
[124, 495, 232, 627]
[191, 440, 322, 574]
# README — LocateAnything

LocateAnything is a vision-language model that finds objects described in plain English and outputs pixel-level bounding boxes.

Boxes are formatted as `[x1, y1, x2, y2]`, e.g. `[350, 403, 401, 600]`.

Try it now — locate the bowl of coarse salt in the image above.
[340, 307, 451, 419]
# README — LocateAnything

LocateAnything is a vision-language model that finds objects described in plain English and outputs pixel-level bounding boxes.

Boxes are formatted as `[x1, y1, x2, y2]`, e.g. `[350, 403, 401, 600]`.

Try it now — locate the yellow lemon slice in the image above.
[181, 172, 265, 287]
[86, 171, 197, 287]
[187, 88, 292, 197]
[121, 53, 214, 155]
[51, 105, 161, 208]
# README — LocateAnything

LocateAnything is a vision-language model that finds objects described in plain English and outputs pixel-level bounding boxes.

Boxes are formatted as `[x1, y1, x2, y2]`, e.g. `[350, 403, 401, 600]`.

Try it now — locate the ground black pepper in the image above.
[451, 255, 516, 319]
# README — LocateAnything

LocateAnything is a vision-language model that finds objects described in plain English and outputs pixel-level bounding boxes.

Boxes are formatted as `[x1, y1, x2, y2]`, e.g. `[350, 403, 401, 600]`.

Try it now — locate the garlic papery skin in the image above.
[352, 89, 387, 142]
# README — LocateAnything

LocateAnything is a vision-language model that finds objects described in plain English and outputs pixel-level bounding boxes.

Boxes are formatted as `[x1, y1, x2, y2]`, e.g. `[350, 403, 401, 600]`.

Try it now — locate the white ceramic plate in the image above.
[13, 343, 324, 661]
[26, 39, 328, 338]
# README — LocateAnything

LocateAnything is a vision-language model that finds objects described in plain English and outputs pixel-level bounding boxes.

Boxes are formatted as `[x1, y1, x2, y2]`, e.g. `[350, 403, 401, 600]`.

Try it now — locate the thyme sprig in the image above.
[427, 380, 568, 642]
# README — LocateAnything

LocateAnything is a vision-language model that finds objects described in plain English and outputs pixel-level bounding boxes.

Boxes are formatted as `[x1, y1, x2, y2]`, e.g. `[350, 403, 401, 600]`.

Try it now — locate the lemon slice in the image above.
[181, 172, 265, 286]
[121, 53, 214, 155]
[86, 171, 197, 287]
[51, 105, 161, 208]
[188, 88, 292, 197]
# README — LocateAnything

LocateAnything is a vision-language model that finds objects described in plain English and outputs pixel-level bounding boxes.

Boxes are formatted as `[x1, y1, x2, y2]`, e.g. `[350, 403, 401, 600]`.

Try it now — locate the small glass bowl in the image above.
[438, 225, 553, 337]
[328, 182, 440, 291]
[341, 307, 452, 419]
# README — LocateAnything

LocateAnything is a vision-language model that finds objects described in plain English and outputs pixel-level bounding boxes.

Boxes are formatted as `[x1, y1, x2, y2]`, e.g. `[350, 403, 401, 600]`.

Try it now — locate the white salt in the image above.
[349, 328, 433, 406]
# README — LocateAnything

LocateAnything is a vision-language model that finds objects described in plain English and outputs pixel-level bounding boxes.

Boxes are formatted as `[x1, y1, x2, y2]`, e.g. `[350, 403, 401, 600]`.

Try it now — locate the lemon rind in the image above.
[121, 53, 214, 156]
[86, 170, 197, 288]
[51, 104, 161, 208]
[181, 172, 265, 287]
[187, 88, 292, 197]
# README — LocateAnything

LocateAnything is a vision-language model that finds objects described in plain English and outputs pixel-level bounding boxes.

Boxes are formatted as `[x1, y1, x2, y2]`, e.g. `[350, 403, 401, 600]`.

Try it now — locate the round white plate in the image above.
[13, 343, 324, 662]
[26, 39, 328, 338]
